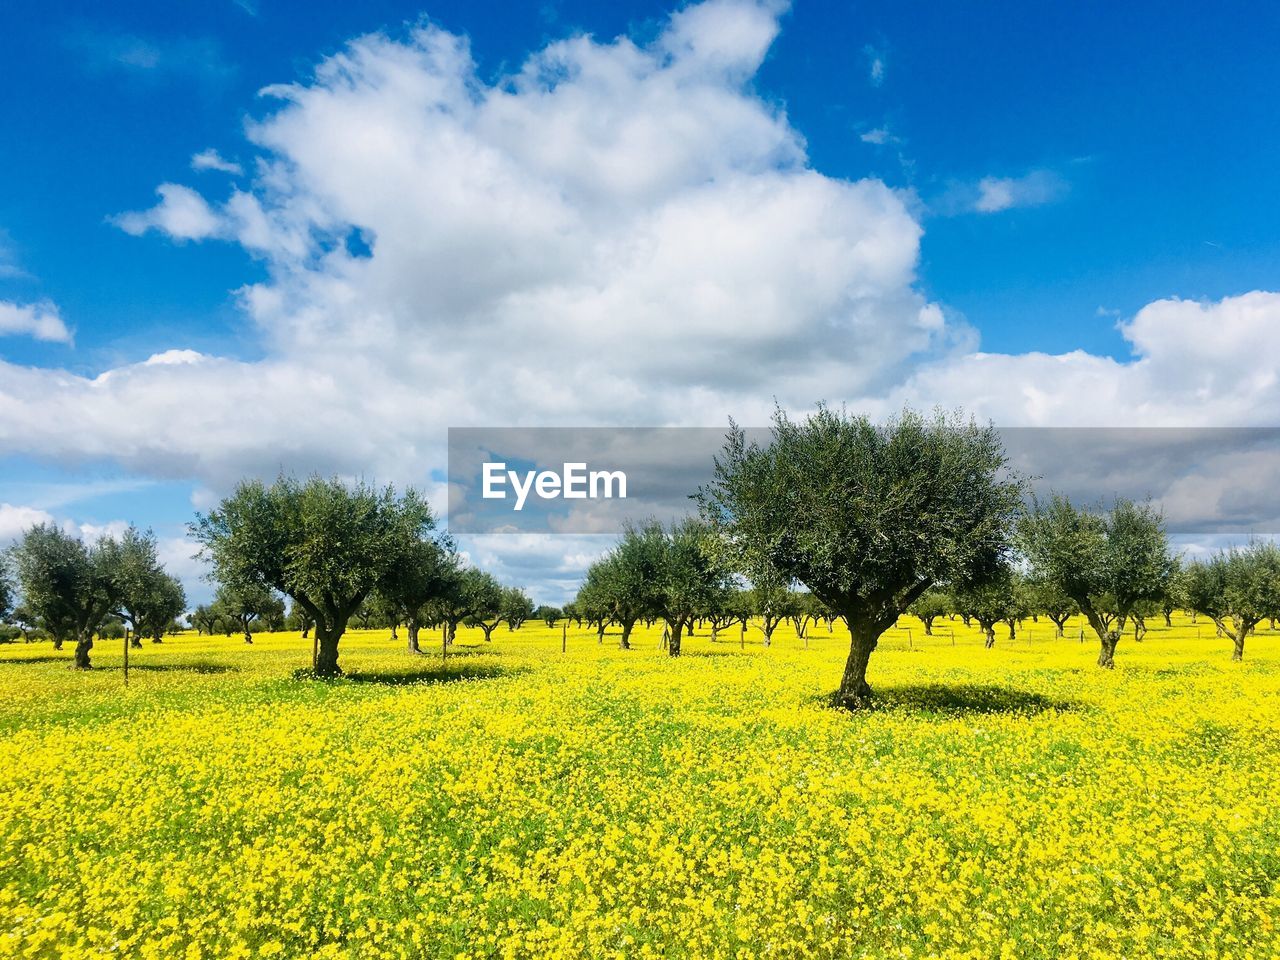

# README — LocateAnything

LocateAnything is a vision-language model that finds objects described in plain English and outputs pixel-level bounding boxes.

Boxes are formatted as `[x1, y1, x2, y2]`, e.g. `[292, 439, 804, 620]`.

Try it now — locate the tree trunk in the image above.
[1232, 633, 1245, 661]
[315, 625, 342, 677]
[667, 619, 683, 657]
[596, 622, 606, 643]
[74, 634, 93, 669]
[1164, 611, 1173, 627]
[922, 618, 933, 636]
[1097, 630, 1119, 669]
[983, 625, 996, 648]
[244, 630, 254, 644]
[481, 623, 497, 642]
[407, 621, 422, 654]
[837, 619, 877, 708]
[1006, 621, 1016, 640]
[619, 619, 633, 650]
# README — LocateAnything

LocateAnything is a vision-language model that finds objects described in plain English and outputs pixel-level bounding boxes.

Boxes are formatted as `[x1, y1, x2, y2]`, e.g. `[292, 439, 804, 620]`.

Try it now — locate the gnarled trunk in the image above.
[1097, 630, 1120, 669]
[407, 620, 422, 654]
[74, 634, 93, 670]
[315, 624, 342, 677]
[837, 619, 878, 708]
[619, 619, 634, 650]
[667, 619, 684, 657]
[983, 624, 996, 648]
[1232, 633, 1245, 661]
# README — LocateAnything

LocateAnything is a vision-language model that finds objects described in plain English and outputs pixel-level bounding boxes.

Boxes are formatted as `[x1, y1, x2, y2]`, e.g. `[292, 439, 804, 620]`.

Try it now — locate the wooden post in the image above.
[561, 622, 567, 653]
[906, 627, 912, 650]
[740, 621, 745, 650]
[123, 633, 129, 687]
[442, 624, 448, 665]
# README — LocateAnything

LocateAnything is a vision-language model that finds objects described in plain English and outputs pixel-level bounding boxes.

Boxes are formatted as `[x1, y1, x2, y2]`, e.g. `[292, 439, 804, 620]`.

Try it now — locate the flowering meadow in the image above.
[1, 616, 1276, 959]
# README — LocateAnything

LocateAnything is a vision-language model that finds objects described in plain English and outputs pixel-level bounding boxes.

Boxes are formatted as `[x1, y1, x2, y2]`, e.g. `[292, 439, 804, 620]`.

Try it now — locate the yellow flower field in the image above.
[1, 615, 1277, 959]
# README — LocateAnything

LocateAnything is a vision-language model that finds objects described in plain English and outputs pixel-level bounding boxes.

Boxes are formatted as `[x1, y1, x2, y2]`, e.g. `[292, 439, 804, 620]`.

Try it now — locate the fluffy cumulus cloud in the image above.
[0, 301, 73, 343]
[4, 0, 956, 488]
[190, 148, 243, 176]
[885, 291, 1280, 426]
[0, 504, 56, 544]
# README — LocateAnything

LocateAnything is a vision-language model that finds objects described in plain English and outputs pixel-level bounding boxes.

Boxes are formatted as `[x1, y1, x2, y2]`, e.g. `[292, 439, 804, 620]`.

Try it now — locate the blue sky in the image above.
[2, 0, 1279, 602]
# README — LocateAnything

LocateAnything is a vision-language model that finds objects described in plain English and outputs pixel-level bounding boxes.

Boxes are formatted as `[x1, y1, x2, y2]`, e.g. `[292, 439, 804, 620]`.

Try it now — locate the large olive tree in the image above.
[700, 406, 1022, 707]
[191, 475, 434, 676]
[1019, 495, 1174, 668]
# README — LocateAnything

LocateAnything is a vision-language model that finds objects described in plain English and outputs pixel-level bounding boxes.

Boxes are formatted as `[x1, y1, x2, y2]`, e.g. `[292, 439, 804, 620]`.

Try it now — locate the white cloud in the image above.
[191, 149, 243, 175]
[881, 291, 1280, 426]
[972, 169, 1066, 213]
[864, 44, 886, 86]
[859, 127, 895, 145]
[0, 301, 73, 343]
[68, 0, 952, 491]
[0, 504, 55, 544]
[112, 184, 226, 240]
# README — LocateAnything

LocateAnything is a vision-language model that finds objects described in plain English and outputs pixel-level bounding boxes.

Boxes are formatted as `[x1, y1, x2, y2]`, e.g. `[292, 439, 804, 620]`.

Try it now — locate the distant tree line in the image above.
[4, 404, 1275, 698]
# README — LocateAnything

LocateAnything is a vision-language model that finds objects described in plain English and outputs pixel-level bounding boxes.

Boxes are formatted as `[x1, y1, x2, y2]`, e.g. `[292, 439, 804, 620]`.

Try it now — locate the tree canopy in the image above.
[1019, 495, 1174, 668]
[699, 406, 1022, 705]
[192, 475, 435, 676]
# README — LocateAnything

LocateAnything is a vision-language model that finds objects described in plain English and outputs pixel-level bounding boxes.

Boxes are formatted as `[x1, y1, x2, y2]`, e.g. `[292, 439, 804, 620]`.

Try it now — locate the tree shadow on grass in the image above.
[682, 649, 753, 658]
[315, 661, 522, 687]
[819, 683, 1080, 716]
[0, 655, 72, 666]
[129, 663, 239, 675]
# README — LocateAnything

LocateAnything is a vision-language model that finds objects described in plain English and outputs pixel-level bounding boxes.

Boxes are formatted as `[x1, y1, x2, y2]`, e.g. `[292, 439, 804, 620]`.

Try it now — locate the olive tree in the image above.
[1182, 541, 1280, 661]
[192, 475, 434, 676]
[1025, 576, 1077, 637]
[376, 534, 457, 654]
[0, 558, 12, 626]
[1019, 495, 1174, 668]
[953, 567, 1018, 648]
[137, 572, 186, 643]
[534, 605, 563, 628]
[700, 406, 1022, 707]
[213, 582, 285, 644]
[577, 530, 665, 649]
[11, 524, 123, 669]
[908, 589, 950, 636]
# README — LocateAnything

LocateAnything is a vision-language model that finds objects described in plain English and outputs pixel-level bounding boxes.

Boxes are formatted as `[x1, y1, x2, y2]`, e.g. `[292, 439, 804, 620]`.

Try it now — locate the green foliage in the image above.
[1183, 540, 1280, 659]
[1019, 495, 1174, 667]
[700, 405, 1022, 701]
[213, 582, 286, 643]
[191, 475, 436, 675]
[533, 605, 563, 628]
[0, 556, 12, 624]
[10, 524, 123, 666]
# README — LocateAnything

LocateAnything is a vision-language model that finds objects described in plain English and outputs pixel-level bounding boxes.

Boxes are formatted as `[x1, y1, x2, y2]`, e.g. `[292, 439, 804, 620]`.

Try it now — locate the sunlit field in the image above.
[2, 615, 1277, 960]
